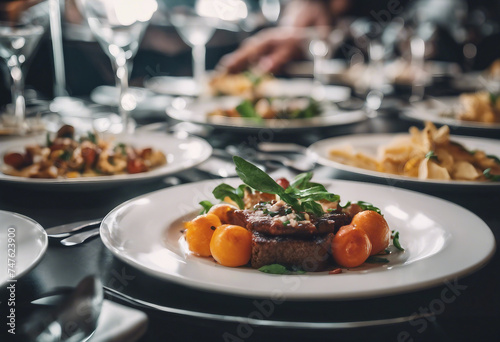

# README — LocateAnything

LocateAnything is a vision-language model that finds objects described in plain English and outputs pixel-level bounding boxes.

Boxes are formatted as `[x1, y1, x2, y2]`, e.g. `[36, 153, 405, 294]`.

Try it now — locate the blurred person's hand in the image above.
[218, 26, 309, 74]
[218, 0, 350, 74]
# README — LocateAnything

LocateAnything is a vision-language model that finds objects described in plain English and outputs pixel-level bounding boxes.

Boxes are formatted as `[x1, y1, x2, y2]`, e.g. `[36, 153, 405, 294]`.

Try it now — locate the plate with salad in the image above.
[166, 96, 366, 131]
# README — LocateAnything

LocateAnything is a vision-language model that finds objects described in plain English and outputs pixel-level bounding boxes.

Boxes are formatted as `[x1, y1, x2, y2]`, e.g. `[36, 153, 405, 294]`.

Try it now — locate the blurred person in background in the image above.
[218, 0, 500, 75]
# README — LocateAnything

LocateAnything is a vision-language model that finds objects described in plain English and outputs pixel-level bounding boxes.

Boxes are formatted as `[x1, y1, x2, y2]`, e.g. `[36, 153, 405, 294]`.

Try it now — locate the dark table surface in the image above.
[0, 105, 499, 342]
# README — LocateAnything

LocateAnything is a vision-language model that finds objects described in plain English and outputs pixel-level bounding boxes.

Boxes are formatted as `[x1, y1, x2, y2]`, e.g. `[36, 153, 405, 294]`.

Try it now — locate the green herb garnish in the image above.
[258, 264, 305, 275]
[115, 143, 127, 156]
[199, 200, 214, 214]
[392, 231, 404, 251]
[356, 201, 382, 215]
[59, 150, 72, 161]
[87, 132, 97, 144]
[46, 132, 52, 147]
[490, 92, 499, 105]
[365, 256, 389, 264]
[212, 183, 248, 209]
[236, 100, 262, 121]
[425, 151, 438, 161]
[483, 168, 500, 181]
[234, 156, 342, 216]
[486, 154, 500, 164]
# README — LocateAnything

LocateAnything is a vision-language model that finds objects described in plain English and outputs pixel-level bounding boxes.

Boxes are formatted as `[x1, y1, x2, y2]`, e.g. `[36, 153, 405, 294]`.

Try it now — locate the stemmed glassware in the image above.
[77, 0, 157, 134]
[168, 0, 247, 96]
[0, 0, 49, 134]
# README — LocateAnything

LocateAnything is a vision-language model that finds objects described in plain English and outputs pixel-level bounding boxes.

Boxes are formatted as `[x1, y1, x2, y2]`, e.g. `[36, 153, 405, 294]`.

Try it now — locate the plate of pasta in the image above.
[0, 126, 212, 189]
[402, 96, 500, 130]
[308, 122, 500, 188]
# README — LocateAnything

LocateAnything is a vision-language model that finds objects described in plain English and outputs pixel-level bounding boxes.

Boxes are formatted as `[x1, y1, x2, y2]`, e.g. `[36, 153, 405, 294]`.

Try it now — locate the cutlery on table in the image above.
[60, 228, 101, 246]
[46, 218, 102, 238]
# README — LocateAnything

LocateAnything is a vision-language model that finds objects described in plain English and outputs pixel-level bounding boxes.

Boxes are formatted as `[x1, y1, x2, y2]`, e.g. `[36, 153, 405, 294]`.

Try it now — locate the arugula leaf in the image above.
[234, 156, 302, 212]
[392, 231, 405, 251]
[301, 200, 325, 217]
[236, 100, 261, 120]
[236, 184, 251, 198]
[234, 156, 344, 216]
[484, 168, 500, 181]
[212, 183, 245, 209]
[258, 264, 305, 274]
[289, 185, 340, 202]
[357, 201, 382, 215]
[199, 200, 214, 214]
[290, 172, 313, 189]
[258, 264, 289, 274]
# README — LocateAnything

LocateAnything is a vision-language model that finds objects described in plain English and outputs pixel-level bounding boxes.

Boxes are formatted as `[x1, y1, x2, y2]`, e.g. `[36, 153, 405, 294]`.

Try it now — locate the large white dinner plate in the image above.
[0, 132, 212, 190]
[0, 211, 48, 286]
[166, 96, 366, 131]
[100, 179, 495, 300]
[402, 97, 500, 131]
[308, 133, 500, 189]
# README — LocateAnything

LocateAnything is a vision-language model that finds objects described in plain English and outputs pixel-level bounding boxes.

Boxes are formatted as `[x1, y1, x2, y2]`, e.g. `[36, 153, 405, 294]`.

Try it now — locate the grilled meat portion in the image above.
[227, 200, 351, 237]
[251, 232, 333, 271]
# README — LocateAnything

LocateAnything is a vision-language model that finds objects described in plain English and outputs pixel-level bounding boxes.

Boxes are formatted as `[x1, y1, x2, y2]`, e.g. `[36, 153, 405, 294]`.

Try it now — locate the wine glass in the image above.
[0, 0, 49, 134]
[77, 0, 158, 134]
[168, 0, 248, 96]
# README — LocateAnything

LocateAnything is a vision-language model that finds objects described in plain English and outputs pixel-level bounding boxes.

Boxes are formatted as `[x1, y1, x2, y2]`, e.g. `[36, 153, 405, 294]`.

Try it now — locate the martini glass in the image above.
[0, 0, 49, 135]
[77, 0, 157, 134]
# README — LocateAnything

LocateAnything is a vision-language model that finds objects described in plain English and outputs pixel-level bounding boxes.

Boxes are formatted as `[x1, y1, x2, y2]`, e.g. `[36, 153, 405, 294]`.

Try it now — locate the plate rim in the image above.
[0, 210, 48, 286]
[100, 178, 496, 300]
[308, 133, 500, 188]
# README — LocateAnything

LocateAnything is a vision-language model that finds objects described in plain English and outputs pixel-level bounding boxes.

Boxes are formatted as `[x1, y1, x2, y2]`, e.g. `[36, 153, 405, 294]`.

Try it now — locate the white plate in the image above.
[100, 179, 495, 300]
[166, 96, 366, 131]
[308, 133, 500, 189]
[90, 85, 173, 111]
[146, 76, 351, 102]
[0, 211, 48, 286]
[0, 133, 212, 190]
[402, 97, 500, 131]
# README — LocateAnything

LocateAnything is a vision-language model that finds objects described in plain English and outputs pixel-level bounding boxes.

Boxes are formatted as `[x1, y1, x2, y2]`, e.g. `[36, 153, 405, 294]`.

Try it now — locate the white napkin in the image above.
[89, 300, 148, 342]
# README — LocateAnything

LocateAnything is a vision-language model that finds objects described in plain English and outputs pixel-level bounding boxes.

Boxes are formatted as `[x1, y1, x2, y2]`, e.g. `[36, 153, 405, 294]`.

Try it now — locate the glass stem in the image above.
[49, 0, 67, 97]
[8, 57, 26, 123]
[112, 54, 131, 132]
[192, 44, 206, 94]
